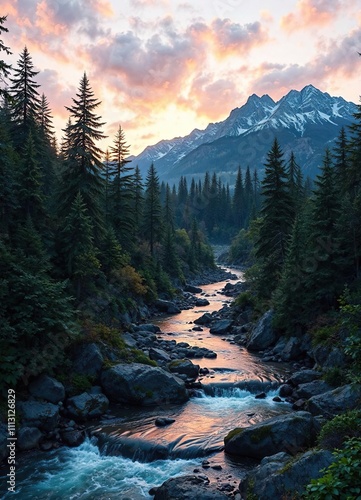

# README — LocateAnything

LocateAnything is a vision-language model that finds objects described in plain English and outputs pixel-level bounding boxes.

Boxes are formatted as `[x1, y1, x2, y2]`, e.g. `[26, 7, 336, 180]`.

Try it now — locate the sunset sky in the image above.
[2, 0, 361, 155]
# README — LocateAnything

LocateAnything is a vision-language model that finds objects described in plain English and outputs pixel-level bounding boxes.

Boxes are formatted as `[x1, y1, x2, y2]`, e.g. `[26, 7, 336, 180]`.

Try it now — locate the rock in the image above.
[0, 424, 8, 463]
[194, 313, 213, 325]
[153, 475, 228, 499]
[168, 359, 199, 379]
[17, 401, 60, 431]
[273, 396, 282, 402]
[308, 384, 361, 417]
[101, 363, 189, 405]
[17, 426, 43, 451]
[195, 298, 210, 307]
[287, 370, 322, 386]
[292, 399, 307, 411]
[242, 449, 334, 499]
[280, 337, 302, 361]
[40, 440, 54, 451]
[122, 333, 138, 348]
[155, 299, 181, 314]
[247, 310, 276, 351]
[72, 343, 104, 377]
[155, 417, 175, 427]
[61, 429, 85, 447]
[255, 392, 267, 399]
[184, 284, 203, 293]
[279, 384, 293, 397]
[66, 392, 109, 419]
[149, 347, 171, 363]
[224, 411, 316, 459]
[324, 347, 348, 369]
[133, 324, 161, 333]
[209, 320, 233, 335]
[295, 380, 332, 399]
[29, 374, 65, 404]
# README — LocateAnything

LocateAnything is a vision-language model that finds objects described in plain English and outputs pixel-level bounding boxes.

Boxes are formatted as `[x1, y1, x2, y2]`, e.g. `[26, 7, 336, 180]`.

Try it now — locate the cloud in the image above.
[252, 27, 361, 99]
[281, 0, 344, 32]
[211, 19, 268, 56]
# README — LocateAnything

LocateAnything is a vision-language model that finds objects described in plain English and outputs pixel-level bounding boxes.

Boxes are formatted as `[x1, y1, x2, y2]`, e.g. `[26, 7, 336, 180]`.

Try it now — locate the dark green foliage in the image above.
[142, 163, 163, 255]
[304, 438, 361, 498]
[0, 16, 12, 98]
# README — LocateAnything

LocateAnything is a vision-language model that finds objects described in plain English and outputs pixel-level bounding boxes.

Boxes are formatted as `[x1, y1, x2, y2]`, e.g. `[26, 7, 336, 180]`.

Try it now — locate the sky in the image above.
[1, 0, 361, 155]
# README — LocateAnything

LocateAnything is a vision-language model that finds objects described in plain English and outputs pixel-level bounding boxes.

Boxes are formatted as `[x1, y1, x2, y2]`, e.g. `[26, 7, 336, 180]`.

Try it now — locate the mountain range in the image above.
[129, 84, 357, 185]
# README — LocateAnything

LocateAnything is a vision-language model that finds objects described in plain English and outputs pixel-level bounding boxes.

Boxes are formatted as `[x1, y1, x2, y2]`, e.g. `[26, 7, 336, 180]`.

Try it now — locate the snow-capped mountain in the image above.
[130, 85, 357, 182]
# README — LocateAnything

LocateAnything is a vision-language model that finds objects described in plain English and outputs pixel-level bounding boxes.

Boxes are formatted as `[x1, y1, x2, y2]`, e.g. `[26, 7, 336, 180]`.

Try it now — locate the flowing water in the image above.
[0, 268, 292, 499]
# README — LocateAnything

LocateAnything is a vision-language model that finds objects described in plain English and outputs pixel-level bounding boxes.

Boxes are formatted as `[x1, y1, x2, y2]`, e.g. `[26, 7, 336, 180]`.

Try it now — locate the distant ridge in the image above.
[130, 85, 357, 184]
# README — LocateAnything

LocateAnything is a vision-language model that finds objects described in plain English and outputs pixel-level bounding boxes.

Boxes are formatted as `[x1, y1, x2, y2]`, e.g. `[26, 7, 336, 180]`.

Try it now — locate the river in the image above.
[0, 268, 292, 499]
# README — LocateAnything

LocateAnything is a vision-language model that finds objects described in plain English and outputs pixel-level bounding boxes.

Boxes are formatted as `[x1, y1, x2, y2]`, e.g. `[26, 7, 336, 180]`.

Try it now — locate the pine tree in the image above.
[132, 165, 143, 235]
[255, 138, 293, 298]
[0, 16, 12, 99]
[108, 125, 134, 246]
[58, 73, 106, 239]
[244, 166, 253, 227]
[333, 127, 349, 192]
[143, 164, 163, 255]
[286, 151, 303, 212]
[233, 166, 244, 228]
[9, 47, 41, 146]
[38, 93, 57, 197]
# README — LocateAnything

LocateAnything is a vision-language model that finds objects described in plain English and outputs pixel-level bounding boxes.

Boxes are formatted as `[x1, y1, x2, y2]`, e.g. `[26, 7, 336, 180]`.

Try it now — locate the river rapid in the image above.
[0, 268, 292, 499]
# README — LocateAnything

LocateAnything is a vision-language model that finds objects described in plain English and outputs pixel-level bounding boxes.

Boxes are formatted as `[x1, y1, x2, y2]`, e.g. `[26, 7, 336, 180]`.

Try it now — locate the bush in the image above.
[233, 291, 255, 309]
[317, 411, 361, 450]
[322, 367, 344, 388]
[304, 437, 361, 499]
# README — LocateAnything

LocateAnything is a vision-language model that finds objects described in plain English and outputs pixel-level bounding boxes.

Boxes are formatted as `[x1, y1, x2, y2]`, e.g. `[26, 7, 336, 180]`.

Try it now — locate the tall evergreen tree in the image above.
[132, 165, 143, 235]
[0, 16, 12, 99]
[143, 164, 163, 255]
[9, 47, 41, 146]
[255, 138, 293, 298]
[286, 151, 303, 212]
[58, 73, 106, 239]
[333, 127, 349, 192]
[233, 166, 244, 228]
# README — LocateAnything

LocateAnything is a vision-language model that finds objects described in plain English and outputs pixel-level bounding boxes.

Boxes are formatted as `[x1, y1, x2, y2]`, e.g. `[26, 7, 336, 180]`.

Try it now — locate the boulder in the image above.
[155, 299, 181, 314]
[295, 380, 332, 400]
[279, 384, 293, 397]
[66, 392, 109, 419]
[101, 363, 189, 405]
[133, 324, 161, 333]
[194, 313, 213, 325]
[287, 370, 321, 387]
[149, 347, 171, 363]
[242, 449, 334, 499]
[168, 359, 199, 379]
[308, 384, 361, 417]
[29, 374, 65, 404]
[72, 343, 104, 377]
[224, 411, 316, 459]
[280, 337, 302, 361]
[184, 284, 203, 293]
[17, 427, 43, 451]
[122, 333, 138, 348]
[195, 298, 210, 307]
[17, 401, 60, 431]
[247, 310, 276, 351]
[153, 475, 228, 499]
[155, 417, 175, 427]
[61, 429, 85, 447]
[209, 320, 233, 335]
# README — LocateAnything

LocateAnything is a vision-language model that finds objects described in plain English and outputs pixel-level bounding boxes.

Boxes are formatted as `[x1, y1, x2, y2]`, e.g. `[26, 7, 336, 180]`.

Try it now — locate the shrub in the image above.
[317, 411, 361, 450]
[322, 367, 344, 388]
[304, 437, 361, 499]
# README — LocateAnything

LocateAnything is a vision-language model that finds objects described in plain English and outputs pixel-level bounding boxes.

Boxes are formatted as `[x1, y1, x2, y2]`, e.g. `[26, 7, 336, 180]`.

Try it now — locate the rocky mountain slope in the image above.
[130, 85, 357, 183]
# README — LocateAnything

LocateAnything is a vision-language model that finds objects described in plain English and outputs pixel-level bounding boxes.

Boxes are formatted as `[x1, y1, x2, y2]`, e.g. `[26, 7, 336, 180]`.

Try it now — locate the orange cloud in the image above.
[281, 0, 343, 32]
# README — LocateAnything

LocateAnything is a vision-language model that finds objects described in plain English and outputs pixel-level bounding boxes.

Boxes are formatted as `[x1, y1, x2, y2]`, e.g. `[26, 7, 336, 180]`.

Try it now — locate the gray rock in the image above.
[72, 343, 104, 377]
[17, 401, 60, 431]
[324, 347, 348, 369]
[280, 337, 302, 361]
[224, 411, 316, 459]
[149, 347, 171, 363]
[29, 374, 65, 404]
[133, 324, 161, 333]
[195, 298, 210, 307]
[184, 284, 202, 293]
[17, 427, 43, 451]
[122, 333, 138, 348]
[155, 417, 175, 427]
[101, 363, 189, 405]
[0, 424, 8, 462]
[308, 384, 361, 417]
[66, 392, 109, 419]
[194, 313, 213, 325]
[279, 384, 293, 397]
[247, 310, 276, 351]
[295, 380, 332, 400]
[242, 449, 334, 499]
[61, 429, 85, 447]
[209, 319, 233, 335]
[288, 370, 321, 386]
[155, 299, 181, 314]
[153, 475, 228, 499]
[168, 359, 199, 379]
